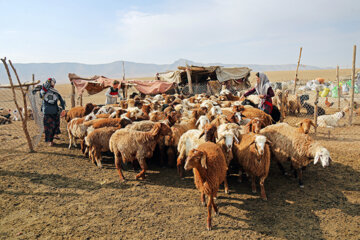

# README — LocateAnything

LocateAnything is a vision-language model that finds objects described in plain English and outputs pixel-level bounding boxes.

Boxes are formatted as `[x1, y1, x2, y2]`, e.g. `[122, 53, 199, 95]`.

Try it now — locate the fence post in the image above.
[349, 45, 357, 126]
[71, 82, 75, 108]
[314, 89, 319, 135]
[293, 47, 303, 94]
[80, 95, 83, 106]
[186, 63, 193, 95]
[280, 89, 285, 122]
[336, 66, 340, 110]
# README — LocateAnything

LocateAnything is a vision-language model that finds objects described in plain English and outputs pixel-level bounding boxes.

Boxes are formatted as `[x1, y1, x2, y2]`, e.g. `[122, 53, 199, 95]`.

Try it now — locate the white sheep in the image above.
[260, 123, 331, 187]
[317, 107, 348, 128]
[196, 115, 210, 130]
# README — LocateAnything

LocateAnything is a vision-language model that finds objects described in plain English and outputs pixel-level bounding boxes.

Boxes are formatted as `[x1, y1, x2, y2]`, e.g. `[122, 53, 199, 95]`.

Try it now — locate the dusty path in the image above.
[0, 119, 359, 239]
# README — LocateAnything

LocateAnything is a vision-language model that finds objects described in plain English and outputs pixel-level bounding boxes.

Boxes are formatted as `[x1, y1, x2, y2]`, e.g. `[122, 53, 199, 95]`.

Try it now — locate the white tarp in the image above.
[215, 67, 251, 83]
[157, 70, 183, 84]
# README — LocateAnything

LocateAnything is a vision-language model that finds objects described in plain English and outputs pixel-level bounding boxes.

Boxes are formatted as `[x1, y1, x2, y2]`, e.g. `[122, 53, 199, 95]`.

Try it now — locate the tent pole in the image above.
[293, 47, 302, 94]
[186, 63, 193, 95]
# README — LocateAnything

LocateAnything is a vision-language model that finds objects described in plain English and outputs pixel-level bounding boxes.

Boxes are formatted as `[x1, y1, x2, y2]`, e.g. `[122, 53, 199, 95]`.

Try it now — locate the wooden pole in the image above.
[336, 66, 340, 110]
[280, 89, 285, 122]
[314, 89, 319, 135]
[80, 95, 83, 106]
[293, 47, 303, 94]
[186, 63, 193, 95]
[1, 58, 34, 152]
[71, 82, 75, 108]
[122, 61, 125, 81]
[349, 45, 357, 126]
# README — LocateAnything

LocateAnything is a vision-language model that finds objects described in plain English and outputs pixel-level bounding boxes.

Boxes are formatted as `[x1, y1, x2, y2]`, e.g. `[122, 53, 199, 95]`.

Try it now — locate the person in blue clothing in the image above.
[40, 78, 66, 146]
[105, 80, 123, 105]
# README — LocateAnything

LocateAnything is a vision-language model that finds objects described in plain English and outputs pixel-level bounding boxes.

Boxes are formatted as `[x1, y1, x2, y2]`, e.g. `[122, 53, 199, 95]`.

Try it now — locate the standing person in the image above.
[40, 78, 66, 146]
[243, 72, 274, 114]
[105, 80, 123, 105]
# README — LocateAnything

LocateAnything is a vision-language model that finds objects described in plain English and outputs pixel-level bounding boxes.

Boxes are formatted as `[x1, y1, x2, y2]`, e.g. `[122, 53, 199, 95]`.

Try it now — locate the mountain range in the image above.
[0, 58, 327, 84]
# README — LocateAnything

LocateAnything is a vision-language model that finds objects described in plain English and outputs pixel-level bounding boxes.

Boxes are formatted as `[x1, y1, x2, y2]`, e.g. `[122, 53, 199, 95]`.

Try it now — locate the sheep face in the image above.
[254, 135, 267, 156]
[314, 147, 331, 168]
[297, 119, 315, 134]
[184, 149, 207, 170]
[158, 123, 172, 136]
[196, 116, 210, 130]
[222, 133, 238, 152]
[210, 106, 222, 116]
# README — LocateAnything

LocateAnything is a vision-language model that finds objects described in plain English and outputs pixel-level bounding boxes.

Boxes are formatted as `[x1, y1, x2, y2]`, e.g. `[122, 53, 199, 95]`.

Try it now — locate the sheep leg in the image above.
[224, 177, 229, 194]
[237, 169, 243, 183]
[95, 149, 102, 168]
[177, 152, 186, 179]
[259, 176, 267, 201]
[297, 168, 304, 188]
[81, 139, 86, 154]
[200, 192, 206, 206]
[251, 175, 257, 193]
[211, 195, 219, 216]
[114, 151, 126, 182]
[135, 159, 147, 180]
[68, 132, 73, 149]
[207, 196, 213, 231]
[277, 161, 288, 176]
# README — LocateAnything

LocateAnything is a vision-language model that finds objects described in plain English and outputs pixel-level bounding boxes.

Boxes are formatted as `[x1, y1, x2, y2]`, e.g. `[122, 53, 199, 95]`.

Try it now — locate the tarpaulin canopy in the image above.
[215, 67, 251, 83]
[157, 70, 183, 84]
[69, 73, 174, 95]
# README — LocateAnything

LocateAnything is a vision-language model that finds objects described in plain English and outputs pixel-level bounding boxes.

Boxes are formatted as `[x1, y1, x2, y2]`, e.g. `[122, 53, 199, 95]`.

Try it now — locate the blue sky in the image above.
[0, 0, 359, 68]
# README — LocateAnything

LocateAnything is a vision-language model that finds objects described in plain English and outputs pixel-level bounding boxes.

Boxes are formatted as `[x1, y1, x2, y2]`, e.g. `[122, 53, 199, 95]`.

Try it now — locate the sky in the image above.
[0, 0, 359, 68]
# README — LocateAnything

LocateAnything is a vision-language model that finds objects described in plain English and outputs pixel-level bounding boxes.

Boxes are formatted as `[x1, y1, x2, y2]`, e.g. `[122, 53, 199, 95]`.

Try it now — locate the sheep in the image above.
[216, 123, 241, 166]
[184, 142, 228, 231]
[176, 123, 218, 178]
[196, 115, 210, 130]
[239, 107, 273, 127]
[260, 123, 331, 187]
[317, 107, 348, 128]
[244, 117, 268, 134]
[109, 122, 172, 181]
[287, 94, 301, 115]
[0, 115, 11, 124]
[65, 103, 96, 122]
[296, 119, 315, 134]
[233, 133, 271, 200]
[67, 117, 88, 149]
[86, 117, 132, 135]
[300, 94, 325, 116]
[85, 126, 119, 168]
[207, 105, 222, 121]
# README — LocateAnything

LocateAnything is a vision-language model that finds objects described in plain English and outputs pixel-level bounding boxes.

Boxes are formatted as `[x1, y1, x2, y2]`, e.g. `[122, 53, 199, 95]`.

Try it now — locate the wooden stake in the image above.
[336, 66, 340, 110]
[71, 82, 75, 108]
[293, 47, 303, 94]
[80, 94, 83, 106]
[1, 58, 34, 152]
[280, 89, 285, 122]
[122, 61, 125, 81]
[349, 45, 356, 125]
[186, 63, 193, 95]
[314, 89, 319, 135]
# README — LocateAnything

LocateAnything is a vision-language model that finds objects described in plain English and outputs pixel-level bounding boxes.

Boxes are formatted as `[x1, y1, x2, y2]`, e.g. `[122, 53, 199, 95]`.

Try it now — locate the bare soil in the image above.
[0, 114, 359, 240]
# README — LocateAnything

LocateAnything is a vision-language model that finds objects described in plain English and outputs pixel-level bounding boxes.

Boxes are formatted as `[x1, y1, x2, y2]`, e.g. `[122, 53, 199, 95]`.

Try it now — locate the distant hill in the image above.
[0, 58, 327, 84]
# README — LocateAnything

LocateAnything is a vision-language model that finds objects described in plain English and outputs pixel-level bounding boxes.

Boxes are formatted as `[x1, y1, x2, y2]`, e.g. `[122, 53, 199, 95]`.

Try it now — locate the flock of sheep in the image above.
[63, 89, 333, 230]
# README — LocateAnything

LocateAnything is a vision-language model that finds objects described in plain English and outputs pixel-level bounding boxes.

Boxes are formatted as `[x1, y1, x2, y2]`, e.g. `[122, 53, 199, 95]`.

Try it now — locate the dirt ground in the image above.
[0, 113, 359, 239]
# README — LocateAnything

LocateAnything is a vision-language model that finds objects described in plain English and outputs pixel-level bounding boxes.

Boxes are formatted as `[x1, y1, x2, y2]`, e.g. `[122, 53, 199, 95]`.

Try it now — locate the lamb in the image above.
[239, 107, 273, 127]
[260, 123, 331, 187]
[184, 142, 228, 231]
[176, 123, 218, 178]
[296, 119, 315, 134]
[244, 117, 268, 134]
[85, 126, 119, 168]
[65, 103, 96, 122]
[216, 123, 241, 166]
[109, 122, 172, 181]
[287, 94, 301, 115]
[233, 133, 271, 200]
[196, 115, 210, 130]
[317, 107, 348, 128]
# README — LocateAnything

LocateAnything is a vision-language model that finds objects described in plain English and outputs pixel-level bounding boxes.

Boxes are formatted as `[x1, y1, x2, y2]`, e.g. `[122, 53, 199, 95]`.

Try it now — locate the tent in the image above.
[156, 66, 251, 94]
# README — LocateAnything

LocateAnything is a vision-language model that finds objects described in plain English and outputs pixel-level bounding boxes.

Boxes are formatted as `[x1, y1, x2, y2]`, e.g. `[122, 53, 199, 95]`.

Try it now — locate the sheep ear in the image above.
[198, 131, 205, 139]
[200, 153, 207, 169]
[234, 135, 240, 144]
[314, 153, 320, 165]
[266, 139, 272, 144]
[310, 121, 316, 128]
[214, 130, 218, 140]
[195, 118, 200, 126]
[216, 135, 224, 143]
[295, 121, 301, 127]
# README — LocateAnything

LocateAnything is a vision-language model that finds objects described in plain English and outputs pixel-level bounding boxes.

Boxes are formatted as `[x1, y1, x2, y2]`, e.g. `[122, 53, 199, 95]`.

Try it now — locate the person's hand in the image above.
[259, 95, 265, 99]
[240, 96, 245, 101]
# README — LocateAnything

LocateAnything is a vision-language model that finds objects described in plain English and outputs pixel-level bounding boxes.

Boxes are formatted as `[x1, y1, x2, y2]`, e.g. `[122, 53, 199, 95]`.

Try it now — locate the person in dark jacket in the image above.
[243, 72, 274, 114]
[40, 78, 66, 146]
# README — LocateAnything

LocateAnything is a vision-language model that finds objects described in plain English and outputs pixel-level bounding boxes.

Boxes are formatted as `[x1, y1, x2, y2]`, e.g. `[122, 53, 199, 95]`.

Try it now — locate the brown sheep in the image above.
[233, 133, 271, 200]
[184, 142, 228, 231]
[244, 117, 268, 134]
[85, 127, 120, 168]
[109, 122, 172, 181]
[296, 119, 315, 134]
[240, 108, 273, 127]
[65, 103, 96, 122]
[287, 94, 301, 115]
